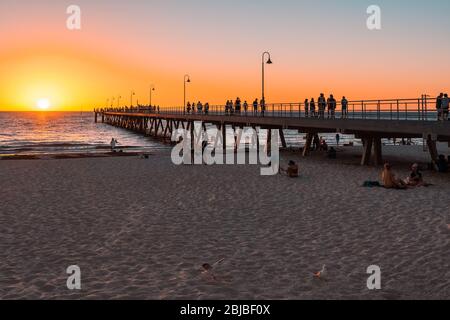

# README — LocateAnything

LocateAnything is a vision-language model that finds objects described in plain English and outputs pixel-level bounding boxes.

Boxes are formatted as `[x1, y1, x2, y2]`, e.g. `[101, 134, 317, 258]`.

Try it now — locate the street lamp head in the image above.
[266, 57, 273, 64]
[187, 78, 191, 83]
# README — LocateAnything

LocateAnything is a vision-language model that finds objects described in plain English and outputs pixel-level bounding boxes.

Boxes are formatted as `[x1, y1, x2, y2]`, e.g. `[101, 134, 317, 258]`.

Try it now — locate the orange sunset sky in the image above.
[0, 0, 449, 111]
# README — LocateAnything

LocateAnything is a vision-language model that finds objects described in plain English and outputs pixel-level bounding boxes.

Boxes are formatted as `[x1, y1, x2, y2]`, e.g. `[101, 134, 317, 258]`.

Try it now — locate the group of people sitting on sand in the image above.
[381, 163, 430, 189]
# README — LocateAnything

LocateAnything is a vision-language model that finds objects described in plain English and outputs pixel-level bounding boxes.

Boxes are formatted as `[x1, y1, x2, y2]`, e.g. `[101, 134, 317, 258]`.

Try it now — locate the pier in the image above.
[95, 98, 450, 166]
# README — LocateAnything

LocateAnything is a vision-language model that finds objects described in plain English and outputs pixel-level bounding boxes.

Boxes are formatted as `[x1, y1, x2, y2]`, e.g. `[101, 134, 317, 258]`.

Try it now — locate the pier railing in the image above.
[97, 97, 440, 121]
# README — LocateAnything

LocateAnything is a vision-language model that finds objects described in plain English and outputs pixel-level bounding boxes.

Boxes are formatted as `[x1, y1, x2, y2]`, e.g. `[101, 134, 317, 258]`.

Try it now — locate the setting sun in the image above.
[37, 98, 51, 110]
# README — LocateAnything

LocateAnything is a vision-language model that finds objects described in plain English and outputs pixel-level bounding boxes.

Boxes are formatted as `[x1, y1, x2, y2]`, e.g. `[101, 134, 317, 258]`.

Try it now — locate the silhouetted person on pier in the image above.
[205, 102, 210, 115]
[243, 101, 248, 114]
[187, 102, 191, 114]
[235, 97, 241, 114]
[304, 99, 309, 117]
[310, 98, 316, 117]
[261, 98, 266, 117]
[328, 95, 337, 119]
[197, 101, 203, 113]
[442, 93, 449, 121]
[253, 99, 258, 115]
[318, 94, 326, 119]
[341, 96, 348, 118]
[436, 93, 444, 121]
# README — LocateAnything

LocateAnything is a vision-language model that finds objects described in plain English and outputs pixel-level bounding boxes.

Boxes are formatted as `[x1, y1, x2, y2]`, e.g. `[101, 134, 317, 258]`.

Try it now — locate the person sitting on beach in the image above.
[436, 154, 449, 173]
[319, 137, 328, 151]
[381, 163, 407, 189]
[327, 147, 337, 159]
[405, 163, 425, 187]
[280, 160, 299, 178]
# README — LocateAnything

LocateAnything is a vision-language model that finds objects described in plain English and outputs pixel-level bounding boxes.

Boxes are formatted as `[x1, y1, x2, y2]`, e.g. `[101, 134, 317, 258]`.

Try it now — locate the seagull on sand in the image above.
[313, 265, 327, 280]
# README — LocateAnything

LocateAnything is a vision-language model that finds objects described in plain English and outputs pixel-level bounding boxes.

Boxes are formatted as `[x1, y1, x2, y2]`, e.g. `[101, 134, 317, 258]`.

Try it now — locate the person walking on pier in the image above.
[253, 99, 259, 115]
[304, 99, 309, 117]
[235, 97, 242, 114]
[318, 94, 326, 119]
[310, 98, 316, 117]
[442, 93, 449, 121]
[328, 95, 337, 119]
[341, 96, 348, 118]
[436, 93, 444, 121]
[197, 101, 203, 113]
[187, 102, 192, 114]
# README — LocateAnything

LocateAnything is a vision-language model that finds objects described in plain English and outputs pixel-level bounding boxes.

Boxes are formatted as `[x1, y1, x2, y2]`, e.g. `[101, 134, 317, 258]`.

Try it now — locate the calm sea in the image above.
[0, 112, 170, 156]
[1, 112, 416, 156]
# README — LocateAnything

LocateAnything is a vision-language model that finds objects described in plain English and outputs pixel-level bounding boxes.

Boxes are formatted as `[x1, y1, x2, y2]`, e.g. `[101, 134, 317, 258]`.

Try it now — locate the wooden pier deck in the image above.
[95, 102, 450, 166]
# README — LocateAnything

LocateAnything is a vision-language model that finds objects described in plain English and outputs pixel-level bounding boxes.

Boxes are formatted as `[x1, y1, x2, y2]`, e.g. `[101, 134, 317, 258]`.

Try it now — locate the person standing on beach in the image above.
[341, 96, 348, 118]
[304, 99, 309, 117]
[336, 133, 340, 146]
[436, 93, 444, 121]
[442, 94, 449, 121]
[110, 138, 118, 152]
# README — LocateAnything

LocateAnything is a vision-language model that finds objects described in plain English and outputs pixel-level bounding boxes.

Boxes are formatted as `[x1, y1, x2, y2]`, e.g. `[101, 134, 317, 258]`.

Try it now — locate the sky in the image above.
[0, 0, 449, 111]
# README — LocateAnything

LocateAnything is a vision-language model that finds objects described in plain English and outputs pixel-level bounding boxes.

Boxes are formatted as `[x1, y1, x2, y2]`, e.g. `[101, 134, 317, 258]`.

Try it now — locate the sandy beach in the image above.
[0, 145, 449, 300]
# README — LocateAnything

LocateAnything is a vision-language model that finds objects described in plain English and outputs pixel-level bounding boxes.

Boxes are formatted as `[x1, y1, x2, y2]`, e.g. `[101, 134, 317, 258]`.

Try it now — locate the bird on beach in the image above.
[313, 265, 327, 280]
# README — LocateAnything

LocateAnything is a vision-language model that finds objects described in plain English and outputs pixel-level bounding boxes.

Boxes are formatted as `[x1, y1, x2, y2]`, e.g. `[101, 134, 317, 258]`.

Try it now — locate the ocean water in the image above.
[0, 112, 420, 156]
[0, 112, 170, 156]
